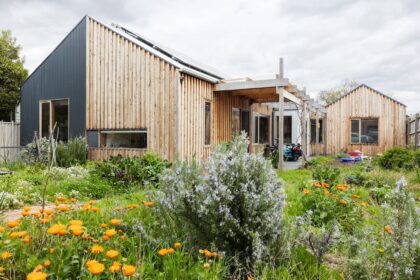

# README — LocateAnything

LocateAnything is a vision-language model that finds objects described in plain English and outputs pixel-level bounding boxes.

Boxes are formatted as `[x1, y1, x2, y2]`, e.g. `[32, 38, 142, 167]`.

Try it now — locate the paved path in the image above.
[283, 159, 304, 170]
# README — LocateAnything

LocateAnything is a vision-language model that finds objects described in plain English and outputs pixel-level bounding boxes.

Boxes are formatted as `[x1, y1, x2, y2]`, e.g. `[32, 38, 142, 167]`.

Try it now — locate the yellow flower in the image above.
[109, 261, 120, 273]
[100, 223, 107, 228]
[174, 242, 182, 249]
[321, 182, 329, 188]
[361, 201, 367, 207]
[337, 184, 347, 192]
[106, 250, 119, 259]
[203, 262, 210, 269]
[23, 235, 31, 244]
[6, 220, 20, 228]
[88, 200, 94, 205]
[82, 204, 91, 211]
[91, 245, 104, 254]
[10, 231, 27, 238]
[45, 209, 54, 215]
[323, 189, 330, 196]
[168, 248, 175, 254]
[57, 196, 66, 202]
[114, 207, 121, 211]
[127, 204, 139, 209]
[110, 219, 121, 226]
[86, 260, 105, 275]
[158, 248, 169, 256]
[70, 226, 84, 236]
[122, 264, 136, 276]
[49, 248, 55, 254]
[0, 266, 3, 273]
[69, 220, 83, 226]
[26, 271, 47, 280]
[385, 225, 393, 234]
[353, 194, 360, 199]
[47, 224, 66, 235]
[92, 207, 99, 213]
[303, 188, 310, 195]
[23, 206, 31, 211]
[0, 226, 5, 233]
[105, 229, 116, 237]
[53, 200, 59, 206]
[339, 199, 348, 205]
[43, 260, 51, 267]
[71, 198, 77, 203]
[21, 211, 30, 217]
[102, 235, 110, 241]
[34, 265, 43, 272]
[32, 212, 41, 218]
[40, 218, 50, 224]
[57, 205, 68, 212]
[1, 251, 12, 260]
[143, 201, 154, 208]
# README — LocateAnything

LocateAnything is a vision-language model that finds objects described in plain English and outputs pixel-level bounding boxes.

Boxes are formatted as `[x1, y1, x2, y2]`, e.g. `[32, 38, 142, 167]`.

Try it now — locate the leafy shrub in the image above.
[300, 181, 364, 231]
[56, 137, 88, 167]
[304, 156, 333, 168]
[378, 147, 414, 170]
[93, 153, 169, 187]
[157, 133, 286, 268]
[312, 164, 340, 186]
[18, 137, 51, 164]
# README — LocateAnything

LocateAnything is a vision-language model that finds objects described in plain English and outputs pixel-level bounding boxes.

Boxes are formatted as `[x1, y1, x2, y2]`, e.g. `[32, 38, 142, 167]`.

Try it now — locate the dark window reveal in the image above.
[310, 119, 323, 144]
[253, 114, 269, 144]
[40, 99, 69, 141]
[351, 119, 378, 144]
[204, 102, 211, 145]
[100, 130, 147, 149]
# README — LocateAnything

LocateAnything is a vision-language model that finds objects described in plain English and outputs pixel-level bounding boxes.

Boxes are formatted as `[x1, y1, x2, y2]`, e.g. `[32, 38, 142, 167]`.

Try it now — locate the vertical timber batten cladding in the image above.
[325, 84, 406, 155]
[20, 17, 87, 145]
[86, 17, 177, 160]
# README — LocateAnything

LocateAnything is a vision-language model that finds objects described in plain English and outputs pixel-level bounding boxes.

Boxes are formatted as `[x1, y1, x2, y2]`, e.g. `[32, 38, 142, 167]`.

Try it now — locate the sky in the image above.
[1, 0, 419, 114]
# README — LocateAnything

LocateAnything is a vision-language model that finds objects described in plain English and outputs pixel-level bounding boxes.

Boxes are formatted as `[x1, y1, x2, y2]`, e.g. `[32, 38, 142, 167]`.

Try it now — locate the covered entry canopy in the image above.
[214, 58, 326, 170]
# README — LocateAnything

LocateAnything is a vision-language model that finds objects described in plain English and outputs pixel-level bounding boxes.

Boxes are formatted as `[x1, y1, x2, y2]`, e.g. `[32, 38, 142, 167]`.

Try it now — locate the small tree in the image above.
[0, 30, 28, 121]
[317, 79, 360, 106]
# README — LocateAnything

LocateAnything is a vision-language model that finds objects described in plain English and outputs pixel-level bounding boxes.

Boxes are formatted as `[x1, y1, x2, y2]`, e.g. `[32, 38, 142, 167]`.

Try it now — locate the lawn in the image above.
[0, 139, 419, 279]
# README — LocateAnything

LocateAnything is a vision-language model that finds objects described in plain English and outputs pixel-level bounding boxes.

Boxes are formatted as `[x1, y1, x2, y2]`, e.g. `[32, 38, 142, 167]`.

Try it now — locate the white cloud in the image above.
[1, 0, 419, 113]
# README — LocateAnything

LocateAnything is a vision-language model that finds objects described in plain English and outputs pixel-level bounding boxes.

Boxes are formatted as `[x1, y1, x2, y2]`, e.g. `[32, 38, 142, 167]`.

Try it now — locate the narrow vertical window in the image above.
[41, 102, 50, 138]
[241, 110, 250, 136]
[204, 101, 211, 145]
[232, 108, 240, 137]
[351, 120, 360, 144]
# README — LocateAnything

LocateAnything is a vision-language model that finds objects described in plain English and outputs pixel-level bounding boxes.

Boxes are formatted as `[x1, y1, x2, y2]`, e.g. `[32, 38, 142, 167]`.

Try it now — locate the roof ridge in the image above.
[326, 84, 406, 107]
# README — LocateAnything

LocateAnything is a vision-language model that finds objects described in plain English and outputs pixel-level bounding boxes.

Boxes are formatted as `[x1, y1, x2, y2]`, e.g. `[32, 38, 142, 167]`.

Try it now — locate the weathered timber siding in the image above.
[20, 17, 87, 145]
[86, 17, 177, 161]
[326, 85, 406, 155]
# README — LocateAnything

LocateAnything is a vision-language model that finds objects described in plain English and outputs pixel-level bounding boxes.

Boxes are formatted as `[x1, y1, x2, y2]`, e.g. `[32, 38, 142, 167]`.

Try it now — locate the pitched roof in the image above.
[326, 84, 406, 107]
[89, 16, 224, 83]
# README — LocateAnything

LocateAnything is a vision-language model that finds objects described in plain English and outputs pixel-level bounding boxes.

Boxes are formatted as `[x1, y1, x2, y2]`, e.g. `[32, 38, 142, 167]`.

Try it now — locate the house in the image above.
[21, 16, 324, 165]
[325, 84, 406, 155]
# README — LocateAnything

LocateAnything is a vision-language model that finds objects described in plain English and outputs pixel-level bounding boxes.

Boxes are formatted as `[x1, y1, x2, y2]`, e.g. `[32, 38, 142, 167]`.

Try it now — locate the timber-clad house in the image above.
[20, 16, 406, 163]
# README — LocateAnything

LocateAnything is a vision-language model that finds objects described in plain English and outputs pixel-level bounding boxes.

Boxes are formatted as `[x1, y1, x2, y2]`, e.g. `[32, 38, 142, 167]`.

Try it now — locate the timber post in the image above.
[277, 58, 284, 170]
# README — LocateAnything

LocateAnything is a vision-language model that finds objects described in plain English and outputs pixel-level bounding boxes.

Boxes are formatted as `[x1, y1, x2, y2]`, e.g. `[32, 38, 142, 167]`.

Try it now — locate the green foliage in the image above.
[0, 30, 28, 121]
[93, 153, 169, 188]
[378, 147, 415, 170]
[18, 137, 51, 164]
[304, 156, 333, 168]
[312, 164, 340, 186]
[56, 137, 88, 167]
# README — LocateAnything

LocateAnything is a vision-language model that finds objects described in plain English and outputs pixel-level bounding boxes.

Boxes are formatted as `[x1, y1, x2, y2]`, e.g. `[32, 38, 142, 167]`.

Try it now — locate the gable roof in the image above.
[89, 16, 223, 83]
[326, 84, 406, 107]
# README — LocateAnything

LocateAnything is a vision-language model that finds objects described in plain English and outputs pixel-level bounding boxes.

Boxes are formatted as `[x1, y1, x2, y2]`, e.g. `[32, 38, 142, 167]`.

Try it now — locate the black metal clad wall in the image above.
[20, 17, 86, 145]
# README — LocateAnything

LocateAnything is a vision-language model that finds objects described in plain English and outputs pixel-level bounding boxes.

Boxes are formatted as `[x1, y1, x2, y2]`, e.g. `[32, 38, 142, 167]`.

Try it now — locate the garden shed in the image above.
[325, 84, 406, 155]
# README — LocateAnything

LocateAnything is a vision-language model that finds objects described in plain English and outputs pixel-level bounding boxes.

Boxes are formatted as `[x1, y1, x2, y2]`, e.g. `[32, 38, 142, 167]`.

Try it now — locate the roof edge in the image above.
[326, 84, 407, 108]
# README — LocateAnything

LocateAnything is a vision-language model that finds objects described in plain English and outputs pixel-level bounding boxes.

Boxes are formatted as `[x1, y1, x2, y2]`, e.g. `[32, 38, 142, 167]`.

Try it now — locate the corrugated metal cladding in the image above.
[20, 17, 87, 145]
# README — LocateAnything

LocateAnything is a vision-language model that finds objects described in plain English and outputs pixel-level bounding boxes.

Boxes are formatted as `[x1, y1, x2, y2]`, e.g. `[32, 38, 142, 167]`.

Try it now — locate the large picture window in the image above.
[204, 101, 211, 145]
[100, 130, 147, 149]
[40, 99, 69, 142]
[351, 118, 378, 144]
[252, 114, 269, 144]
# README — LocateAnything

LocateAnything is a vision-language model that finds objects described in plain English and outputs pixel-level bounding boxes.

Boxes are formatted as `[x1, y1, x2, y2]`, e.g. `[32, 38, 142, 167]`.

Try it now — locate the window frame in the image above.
[39, 98, 70, 141]
[350, 118, 379, 145]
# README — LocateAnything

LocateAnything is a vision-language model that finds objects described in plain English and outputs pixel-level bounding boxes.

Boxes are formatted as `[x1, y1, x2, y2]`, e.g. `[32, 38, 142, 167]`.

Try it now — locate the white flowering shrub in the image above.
[18, 137, 51, 164]
[157, 133, 286, 265]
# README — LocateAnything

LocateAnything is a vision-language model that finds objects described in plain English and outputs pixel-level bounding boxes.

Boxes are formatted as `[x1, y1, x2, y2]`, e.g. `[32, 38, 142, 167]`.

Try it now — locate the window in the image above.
[351, 119, 378, 144]
[241, 110, 250, 136]
[253, 114, 269, 144]
[310, 119, 323, 144]
[39, 99, 69, 142]
[232, 108, 240, 137]
[276, 116, 292, 144]
[204, 101, 211, 145]
[100, 130, 147, 148]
